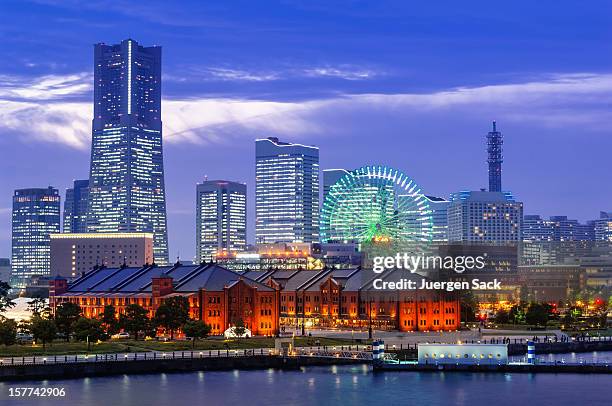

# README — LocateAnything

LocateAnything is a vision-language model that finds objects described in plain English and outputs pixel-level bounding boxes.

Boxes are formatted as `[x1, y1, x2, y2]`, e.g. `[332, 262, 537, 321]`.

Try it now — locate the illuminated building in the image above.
[447, 191, 523, 243]
[425, 195, 449, 242]
[50, 232, 154, 278]
[87, 38, 169, 265]
[517, 264, 585, 302]
[196, 180, 246, 262]
[49, 263, 279, 336]
[11, 187, 61, 288]
[248, 268, 460, 332]
[63, 179, 89, 233]
[592, 212, 612, 242]
[255, 137, 319, 244]
[487, 121, 503, 192]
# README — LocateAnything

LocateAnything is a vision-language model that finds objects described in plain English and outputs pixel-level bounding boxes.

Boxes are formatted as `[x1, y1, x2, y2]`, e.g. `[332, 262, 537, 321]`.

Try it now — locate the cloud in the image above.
[1, 72, 611, 150]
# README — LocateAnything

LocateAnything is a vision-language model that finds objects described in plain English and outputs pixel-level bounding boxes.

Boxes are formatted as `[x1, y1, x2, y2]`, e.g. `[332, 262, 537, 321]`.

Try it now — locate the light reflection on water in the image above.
[0, 353, 609, 406]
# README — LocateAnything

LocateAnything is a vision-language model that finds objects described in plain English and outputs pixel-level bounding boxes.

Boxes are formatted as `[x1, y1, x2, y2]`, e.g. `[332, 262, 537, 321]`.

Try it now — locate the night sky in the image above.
[1, 0, 611, 260]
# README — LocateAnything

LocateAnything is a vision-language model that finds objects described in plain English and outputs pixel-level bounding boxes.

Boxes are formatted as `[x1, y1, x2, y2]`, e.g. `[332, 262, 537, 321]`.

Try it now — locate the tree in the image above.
[525, 302, 550, 327]
[0, 281, 15, 316]
[234, 319, 246, 337]
[509, 304, 526, 324]
[0, 318, 17, 346]
[494, 309, 510, 324]
[54, 302, 81, 341]
[73, 317, 106, 351]
[28, 317, 58, 349]
[459, 290, 478, 322]
[100, 305, 120, 335]
[154, 296, 190, 340]
[27, 296, 50, 319]
[119, 304, 150, 340]
[182, 320, 212, 348]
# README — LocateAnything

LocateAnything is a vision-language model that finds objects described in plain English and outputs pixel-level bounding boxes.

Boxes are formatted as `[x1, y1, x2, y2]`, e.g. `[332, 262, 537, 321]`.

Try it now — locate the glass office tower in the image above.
[11, 187, 61, 288]
[196, 180, 247, 262]
[87, 39, 169, 264]
[255, 137, 319, 244]
[63, 179, 89, 233]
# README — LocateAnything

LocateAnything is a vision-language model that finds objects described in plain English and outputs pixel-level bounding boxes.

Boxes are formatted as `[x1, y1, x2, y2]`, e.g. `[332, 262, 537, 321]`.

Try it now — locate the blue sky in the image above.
[1, 0, 611, 260]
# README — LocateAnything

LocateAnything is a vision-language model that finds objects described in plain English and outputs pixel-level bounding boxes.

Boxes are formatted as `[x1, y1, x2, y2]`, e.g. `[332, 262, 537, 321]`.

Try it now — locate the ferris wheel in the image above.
[320, 165, 433, 243]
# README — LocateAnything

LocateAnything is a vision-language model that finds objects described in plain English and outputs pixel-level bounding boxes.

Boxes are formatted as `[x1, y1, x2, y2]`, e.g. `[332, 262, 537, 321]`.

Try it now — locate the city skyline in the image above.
[1, 1, 611, 260]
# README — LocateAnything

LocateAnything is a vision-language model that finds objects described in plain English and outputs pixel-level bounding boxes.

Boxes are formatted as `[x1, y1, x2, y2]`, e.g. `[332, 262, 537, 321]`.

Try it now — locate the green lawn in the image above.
[0, 337, 363, 357]
[0, 341, 141, 357]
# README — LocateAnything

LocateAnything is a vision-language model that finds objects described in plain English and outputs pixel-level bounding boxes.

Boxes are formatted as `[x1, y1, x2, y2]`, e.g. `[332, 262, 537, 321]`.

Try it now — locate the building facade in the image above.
[255, 137, 320, 244]
[87, 38, 169, 264]
[11, 187, 61, 288]
[49, 263, 279, 336]
[425, 195, 449, 242]
[592, 212, 612, 242]
[322, 168, 349, 203]
[447, 191, 523, 243]
[522, 215, 594, 242]
[196, 180, 247, 262]
[248, 268, 460, 333]
[63, 179, 89, 234]
[50, 232, 154, 278]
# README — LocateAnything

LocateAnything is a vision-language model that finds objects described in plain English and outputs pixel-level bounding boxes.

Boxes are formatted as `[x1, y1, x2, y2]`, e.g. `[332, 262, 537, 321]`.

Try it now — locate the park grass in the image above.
[0, 341, 142, 357]
[0, 337, 362, 357]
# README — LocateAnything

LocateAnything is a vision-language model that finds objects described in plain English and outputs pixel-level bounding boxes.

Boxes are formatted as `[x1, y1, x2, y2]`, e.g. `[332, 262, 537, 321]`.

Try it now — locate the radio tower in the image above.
[487, 121, 503, 192]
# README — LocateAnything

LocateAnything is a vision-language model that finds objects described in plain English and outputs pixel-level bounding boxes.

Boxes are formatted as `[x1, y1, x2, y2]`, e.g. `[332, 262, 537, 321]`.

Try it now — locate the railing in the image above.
[0, 345, 372, 367]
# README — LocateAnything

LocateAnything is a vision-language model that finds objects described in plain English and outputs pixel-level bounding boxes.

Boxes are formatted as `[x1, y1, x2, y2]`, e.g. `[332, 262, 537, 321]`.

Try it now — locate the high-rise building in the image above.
[447, 190, 523, 243]
[322, 169, 349, 203]
[425, 195, 449, 242]
[63, 179, 89, 233]
[11, 187, 61, 288]
[487, 121, 503, 192]
[87, 38, 169, 264]
[548, 216, 594, 241]
[255, 137, 320, 244]
[592, 211, 612, 242]
[522, 215, 555, 241]
[196, 180, 247, 262]
[50, 232, 154, 278]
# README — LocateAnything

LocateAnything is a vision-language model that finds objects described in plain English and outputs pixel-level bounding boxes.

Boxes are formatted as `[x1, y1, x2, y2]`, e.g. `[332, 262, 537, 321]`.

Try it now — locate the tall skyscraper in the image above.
[11, 187, 61, 288]
[487, 121, 503, 192]
[255, 137, 320, 244]
[447, 190, 523, 243]
[424, 195, 449, 242]
[196, 180, 247, 262]
[63, 179, 89, 233]
[87, 38, 169, 264]
[322, 169, 349, 203]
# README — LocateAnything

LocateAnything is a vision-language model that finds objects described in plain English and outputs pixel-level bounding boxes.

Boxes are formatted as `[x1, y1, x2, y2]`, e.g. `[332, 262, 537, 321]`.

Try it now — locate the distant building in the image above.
[592, 212, 612, 242]
[196, 180, 247, 262]
[322, 169, 349, 202]
[518, 264, 585, 302]
[522, 215, 555, 241]
[63, 179, 89, 233]
[11, 187, 61, 288]
[87, 39, 169, 264]
[0, 258, 10, 283]
[255, 137, 319, 244]
[447, 190, 523, 243]
[487, 121, 503, 192]
[425, 195, 449, 242]
[50, 233, 154, 278]
[549, 216, 594, 241]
